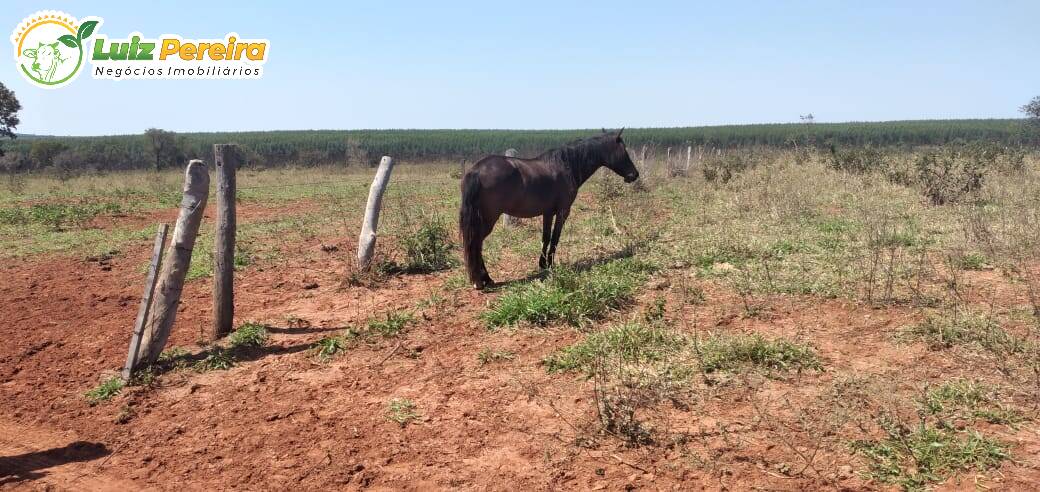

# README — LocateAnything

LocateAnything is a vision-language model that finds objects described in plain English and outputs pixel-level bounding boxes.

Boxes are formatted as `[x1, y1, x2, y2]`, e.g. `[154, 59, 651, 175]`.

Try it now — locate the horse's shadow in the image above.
[0, 441, 110, 485]
[489, 244, 637, 290]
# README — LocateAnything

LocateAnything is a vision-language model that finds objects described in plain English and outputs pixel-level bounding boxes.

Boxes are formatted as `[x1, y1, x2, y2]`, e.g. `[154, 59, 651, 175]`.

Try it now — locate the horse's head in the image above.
[603, 128, 639, 183]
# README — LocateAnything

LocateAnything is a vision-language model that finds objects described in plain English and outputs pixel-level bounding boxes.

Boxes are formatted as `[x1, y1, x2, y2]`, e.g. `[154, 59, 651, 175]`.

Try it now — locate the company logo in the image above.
[11, 11, 99, 89]
[12, 11, 269, 89]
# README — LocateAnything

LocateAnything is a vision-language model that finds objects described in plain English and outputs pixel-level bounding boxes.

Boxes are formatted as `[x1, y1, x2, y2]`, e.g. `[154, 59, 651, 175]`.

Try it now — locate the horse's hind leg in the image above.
[539, 213, 554, 269]
[477, 213, 500, 286]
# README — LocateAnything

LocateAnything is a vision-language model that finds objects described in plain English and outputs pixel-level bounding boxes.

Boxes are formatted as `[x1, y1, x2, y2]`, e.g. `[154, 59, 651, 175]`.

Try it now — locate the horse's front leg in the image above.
[539, 213, 554, 269]
[546, 207, 570, 268]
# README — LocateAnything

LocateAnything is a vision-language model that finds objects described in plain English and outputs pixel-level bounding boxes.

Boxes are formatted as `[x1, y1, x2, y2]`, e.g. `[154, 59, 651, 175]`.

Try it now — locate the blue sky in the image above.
[4, 0, 1038, 135]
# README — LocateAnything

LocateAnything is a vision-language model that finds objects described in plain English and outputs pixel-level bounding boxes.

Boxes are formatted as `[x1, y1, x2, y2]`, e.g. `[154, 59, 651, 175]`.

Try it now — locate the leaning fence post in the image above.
[212, 144, 240, 341]
[503, 148, 520, 226]
[122, 223, 169, 378]
[357, 156, 395, 271]
[135, 160, 210, 366]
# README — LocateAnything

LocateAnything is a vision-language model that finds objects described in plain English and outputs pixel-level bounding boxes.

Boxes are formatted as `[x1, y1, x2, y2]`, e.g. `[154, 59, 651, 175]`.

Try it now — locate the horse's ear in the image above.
[616, 127, 625, 141]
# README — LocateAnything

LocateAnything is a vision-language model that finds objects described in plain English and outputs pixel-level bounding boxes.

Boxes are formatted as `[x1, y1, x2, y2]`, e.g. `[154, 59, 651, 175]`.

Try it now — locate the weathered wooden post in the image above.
[685, 145, 692, 174]
[503, 148, 520, 226]
[135, 160, 209, 366]
[357, 156, 395, 271]
[212, 144, 240, 341]
[122, 223, 169, 379]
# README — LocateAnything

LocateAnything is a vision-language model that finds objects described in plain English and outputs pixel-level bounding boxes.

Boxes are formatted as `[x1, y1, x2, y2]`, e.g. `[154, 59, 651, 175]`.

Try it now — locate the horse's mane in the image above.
[538, 133, 615, 168]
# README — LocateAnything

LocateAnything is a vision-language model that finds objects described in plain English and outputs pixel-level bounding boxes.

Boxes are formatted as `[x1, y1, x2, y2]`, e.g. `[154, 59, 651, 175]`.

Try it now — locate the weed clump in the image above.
[228, 322, 269, 348]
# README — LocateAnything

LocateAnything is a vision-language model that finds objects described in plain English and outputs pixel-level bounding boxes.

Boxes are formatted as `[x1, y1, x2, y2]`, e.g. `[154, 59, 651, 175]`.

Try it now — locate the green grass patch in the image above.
[698, 333, 823, 373]
[922, 379, 1021, 426]
[853, 417, 1010, 490]
[483, 257, 655, 327]
[544, 323, 686, 375]
[84, 377, 124, 405]
[0, 202, 123, 230]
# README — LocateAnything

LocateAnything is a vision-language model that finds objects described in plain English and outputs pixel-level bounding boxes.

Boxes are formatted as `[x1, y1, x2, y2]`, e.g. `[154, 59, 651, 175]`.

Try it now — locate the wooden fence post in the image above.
[135, 160, 210, 366]
[503, 149, 520, 226]
[122, 223, 168, 378]
[212, 144, 240, 341]
[685, 145, 692, 173]
[357, 156, 395, 271]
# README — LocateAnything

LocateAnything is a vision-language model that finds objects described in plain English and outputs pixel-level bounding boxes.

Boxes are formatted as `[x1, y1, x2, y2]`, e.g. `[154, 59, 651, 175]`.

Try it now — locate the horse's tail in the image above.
[459, 170, 484, 285]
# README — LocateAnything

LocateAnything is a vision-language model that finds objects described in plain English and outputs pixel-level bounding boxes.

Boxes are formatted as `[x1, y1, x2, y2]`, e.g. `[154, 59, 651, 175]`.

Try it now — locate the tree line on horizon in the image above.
[1, 81, 1038, 175]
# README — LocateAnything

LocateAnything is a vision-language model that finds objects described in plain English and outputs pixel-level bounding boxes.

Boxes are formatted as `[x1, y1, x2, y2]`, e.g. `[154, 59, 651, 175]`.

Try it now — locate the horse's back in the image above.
[467, 156, 567, 218]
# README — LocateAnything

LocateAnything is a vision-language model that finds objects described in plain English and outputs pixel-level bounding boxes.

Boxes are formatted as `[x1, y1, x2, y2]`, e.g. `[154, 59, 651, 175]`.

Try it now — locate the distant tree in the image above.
[29, 140, 68, 169]
[1022, 96, 1040, 124]
[145, 128, 184, 171]
[0, 82, 21, 157]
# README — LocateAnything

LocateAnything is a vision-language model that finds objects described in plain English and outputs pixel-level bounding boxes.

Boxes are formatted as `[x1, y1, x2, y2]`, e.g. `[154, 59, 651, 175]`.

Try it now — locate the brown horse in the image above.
[459, 129, 639, 290]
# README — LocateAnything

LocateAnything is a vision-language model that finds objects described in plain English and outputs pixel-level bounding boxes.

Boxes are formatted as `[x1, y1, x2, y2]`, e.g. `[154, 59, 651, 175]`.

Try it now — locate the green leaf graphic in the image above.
[58, 35, 79, 48]
[77, 20, 98, 40]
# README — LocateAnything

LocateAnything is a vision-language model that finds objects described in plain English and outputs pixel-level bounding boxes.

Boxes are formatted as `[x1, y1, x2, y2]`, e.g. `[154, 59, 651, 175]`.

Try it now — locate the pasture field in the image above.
[2, 147, 1040, 490]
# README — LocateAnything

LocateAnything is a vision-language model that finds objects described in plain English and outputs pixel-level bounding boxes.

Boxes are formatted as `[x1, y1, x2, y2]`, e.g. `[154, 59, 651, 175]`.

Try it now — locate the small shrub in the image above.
[400, 216, 456, 273]
[85, 377, 124, 405]
[702, 151, 756, 184]
[914, 146, 991, 205]
[828, 145, 885, 174]
[228, 322, 269, 348]
[386, 398, 420, 426]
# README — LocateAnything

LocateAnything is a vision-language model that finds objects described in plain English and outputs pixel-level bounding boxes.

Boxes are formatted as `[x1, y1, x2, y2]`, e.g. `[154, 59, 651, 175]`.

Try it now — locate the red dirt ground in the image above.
[2, 208, 1040, 490]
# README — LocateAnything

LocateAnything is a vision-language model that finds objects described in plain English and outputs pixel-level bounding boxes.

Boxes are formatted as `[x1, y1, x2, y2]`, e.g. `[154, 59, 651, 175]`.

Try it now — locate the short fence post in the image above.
[503, 149, 520, 226]
[122, 223, 169, 379]
[357, 156, 395, 271]
[685, 145, 692, 173]
[212, 144, 240, 341]
[135, 160, 210, 366]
